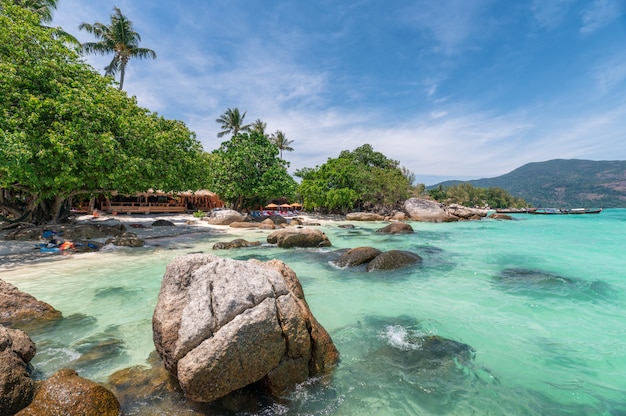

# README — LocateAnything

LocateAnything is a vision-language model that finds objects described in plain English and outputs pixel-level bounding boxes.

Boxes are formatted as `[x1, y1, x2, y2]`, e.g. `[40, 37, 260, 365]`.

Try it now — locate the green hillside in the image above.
[434, 159, 626, 208]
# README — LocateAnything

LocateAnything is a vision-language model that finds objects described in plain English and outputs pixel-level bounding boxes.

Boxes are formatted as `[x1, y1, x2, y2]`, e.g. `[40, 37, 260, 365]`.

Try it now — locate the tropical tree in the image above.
[0, 2, 205, 223]
[249, 119, 267, 137]
[12, 0, 57, 22]
[270, 130, 294, 159]
[206, 132, 297, 211]
[216, 107, 250, 138]
[296, 144, 409, 213]
[79, 7, 156, 90]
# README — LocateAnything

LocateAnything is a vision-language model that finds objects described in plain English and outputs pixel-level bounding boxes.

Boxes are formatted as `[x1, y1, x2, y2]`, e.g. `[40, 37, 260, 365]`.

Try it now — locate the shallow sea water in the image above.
[1, 210, 625, 415]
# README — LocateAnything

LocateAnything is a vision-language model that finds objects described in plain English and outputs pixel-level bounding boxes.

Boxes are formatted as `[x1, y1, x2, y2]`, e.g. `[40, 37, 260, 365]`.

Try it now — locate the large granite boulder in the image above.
[375, 222, 414, 234]
[16, 368, 120, 416]
[366, 250, 423, 272]
[266, 227, 331, 248]
[205, 209, 244, 225]
[404, 198, 458, 223]
[333, 247, 382, 268]
[0, 325, 36, 416]
[445, 204, 488, 220]
[152, 254, 339, 402]
[346, 212, 385, 221]
[0, 279, 61, 326]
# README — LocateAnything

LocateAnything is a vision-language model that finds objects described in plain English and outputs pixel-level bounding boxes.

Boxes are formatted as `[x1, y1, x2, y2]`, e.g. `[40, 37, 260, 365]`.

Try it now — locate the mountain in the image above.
[433, 159, 626, 208]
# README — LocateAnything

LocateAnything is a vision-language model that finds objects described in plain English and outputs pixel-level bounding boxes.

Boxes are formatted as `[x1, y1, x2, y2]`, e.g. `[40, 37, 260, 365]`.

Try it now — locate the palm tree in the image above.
[249, 119, 267, 137]
[15, 0, 79, 45]
[79, 7, 156, 90]
[216, 108, 250, 138]
[14, 0, 57, 22]
[270, 130, 294, 159]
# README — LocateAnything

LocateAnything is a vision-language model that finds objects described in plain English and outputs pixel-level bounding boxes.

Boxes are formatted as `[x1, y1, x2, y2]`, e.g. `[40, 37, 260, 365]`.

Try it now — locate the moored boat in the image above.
[528, 208, 602, 215]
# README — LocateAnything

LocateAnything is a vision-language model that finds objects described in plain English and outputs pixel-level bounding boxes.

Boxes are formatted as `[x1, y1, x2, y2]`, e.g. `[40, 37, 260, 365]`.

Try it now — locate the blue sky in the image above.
[52, 0, 626, 185]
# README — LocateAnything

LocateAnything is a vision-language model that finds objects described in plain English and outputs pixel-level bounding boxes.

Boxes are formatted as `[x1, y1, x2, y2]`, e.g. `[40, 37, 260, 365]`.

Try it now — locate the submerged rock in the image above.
[104, 233, 144, 247]
[375, 222, 414, 234]
[16, 368, 120, 416]
[152, 254, 339, 403]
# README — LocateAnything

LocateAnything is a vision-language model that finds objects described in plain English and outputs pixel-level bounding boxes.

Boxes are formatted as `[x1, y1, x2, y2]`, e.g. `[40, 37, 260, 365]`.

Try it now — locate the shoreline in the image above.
[0, 212, 349, 268]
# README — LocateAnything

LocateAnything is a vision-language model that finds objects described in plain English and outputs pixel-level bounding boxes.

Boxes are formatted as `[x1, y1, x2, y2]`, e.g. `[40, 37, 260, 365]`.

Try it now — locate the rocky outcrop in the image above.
[228, 221, 259, 229]
[366, 250, 422, 271]
[346, 212, 385, 221]
[404, 198, 458, 223]
[266, 227, 331, 248]
[152, 219, 175, 227]
[3, 223, 127, 241]
[0, 279, 61, 326]
[16, 368, 120, 416]
[489, 213, 513, 220]
[0, 325, 36, 416]
[205, 209, 244, 225]
[212, 239, 261, 250]
[152, 254, 339, 403]
[375, 222, 414, 234]
[104, 233, 144, 247]
[445, 204, 488, 220]
[333, 247, 382, 267]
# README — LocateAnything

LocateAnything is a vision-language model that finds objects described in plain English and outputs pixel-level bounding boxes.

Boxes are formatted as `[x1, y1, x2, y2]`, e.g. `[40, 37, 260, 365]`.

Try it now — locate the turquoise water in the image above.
[2, 210, 626, 415]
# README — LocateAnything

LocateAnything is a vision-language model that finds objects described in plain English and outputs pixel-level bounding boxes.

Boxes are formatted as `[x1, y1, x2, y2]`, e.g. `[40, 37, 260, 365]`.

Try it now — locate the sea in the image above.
[1, 209, 625, 415]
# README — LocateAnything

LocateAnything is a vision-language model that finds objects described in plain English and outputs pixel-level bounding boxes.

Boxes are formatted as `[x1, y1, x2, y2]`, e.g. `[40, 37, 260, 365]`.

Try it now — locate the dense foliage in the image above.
[435, 159, 626, 208]
[0, 2, 206, 223]
[295, 144, 409, 213]
[428, 183, 527, 208]
[206, 132, 297, 211]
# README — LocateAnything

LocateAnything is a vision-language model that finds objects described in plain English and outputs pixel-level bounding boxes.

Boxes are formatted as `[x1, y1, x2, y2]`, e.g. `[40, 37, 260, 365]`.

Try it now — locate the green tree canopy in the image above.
[206, 132, 297, 211]
[296, 144, 409, 213]
[429, 183, 528, 208]
[0, 1, 205, 223]
[79, 7, 156, 90]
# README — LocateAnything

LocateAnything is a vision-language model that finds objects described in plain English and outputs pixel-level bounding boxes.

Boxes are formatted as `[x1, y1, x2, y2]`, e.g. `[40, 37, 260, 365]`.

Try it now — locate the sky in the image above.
[51, 0, 626, 185]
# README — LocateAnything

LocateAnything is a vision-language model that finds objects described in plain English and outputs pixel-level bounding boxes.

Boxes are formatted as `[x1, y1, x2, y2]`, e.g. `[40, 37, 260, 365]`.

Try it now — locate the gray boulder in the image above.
[266, 227, 331, 248]
[0, 279, 62, 326]
[346, 212, 385, 221]
[445, 204, 488, 220]
[152, 254, 339, 402]
[0, 325, 36, 416]
[205, 209, 244, 225]
[333, 247, 382, 268]
[404, 198, 457, 223]
[367, 250, 422, 272]
[212, 239, 261, 250]
[375, 222, 414, 234]
[152, 219, 175, 227]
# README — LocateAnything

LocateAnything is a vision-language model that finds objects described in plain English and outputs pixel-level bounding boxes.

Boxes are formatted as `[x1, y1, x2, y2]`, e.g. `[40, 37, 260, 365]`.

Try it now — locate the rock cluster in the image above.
[152, 254, 339, 403]
[0, 325, 36, 416]
[333, 247, 422, 271]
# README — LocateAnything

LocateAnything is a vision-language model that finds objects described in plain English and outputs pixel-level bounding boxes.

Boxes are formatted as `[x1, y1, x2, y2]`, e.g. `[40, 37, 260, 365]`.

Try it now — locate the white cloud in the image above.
[530, 0, 573, 30]
[580, 0, 624, 34]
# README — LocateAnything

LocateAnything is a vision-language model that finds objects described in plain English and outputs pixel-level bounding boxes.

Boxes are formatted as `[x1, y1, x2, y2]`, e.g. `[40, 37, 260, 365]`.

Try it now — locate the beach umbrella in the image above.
[280, 203, 291, 208]
[290, 202, 302, 207]
[265, 203, 278, 208]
